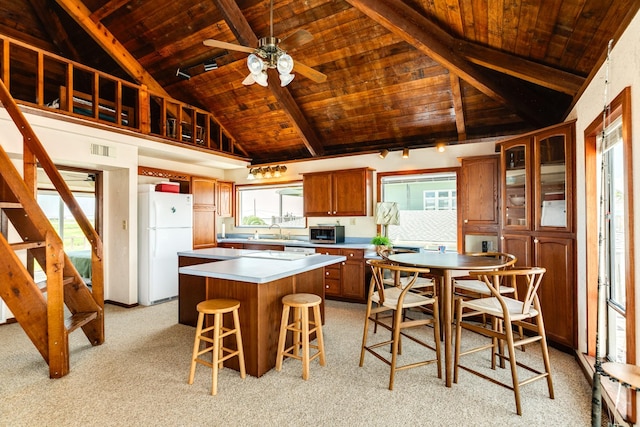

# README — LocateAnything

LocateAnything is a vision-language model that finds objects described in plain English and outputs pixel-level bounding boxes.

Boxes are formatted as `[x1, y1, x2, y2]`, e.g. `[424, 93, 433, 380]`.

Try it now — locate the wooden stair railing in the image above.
[0, 78, 104, 378]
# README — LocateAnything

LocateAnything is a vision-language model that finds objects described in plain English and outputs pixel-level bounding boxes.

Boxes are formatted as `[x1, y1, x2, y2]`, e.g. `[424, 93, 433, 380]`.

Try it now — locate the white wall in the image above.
[567, 10, 640, 356]
[223, 140, 499, 238]
[0, 107, 240, 308]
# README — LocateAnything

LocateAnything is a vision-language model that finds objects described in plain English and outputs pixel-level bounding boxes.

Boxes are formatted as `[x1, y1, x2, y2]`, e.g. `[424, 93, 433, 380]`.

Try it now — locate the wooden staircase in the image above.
[0, 78, 104, 378]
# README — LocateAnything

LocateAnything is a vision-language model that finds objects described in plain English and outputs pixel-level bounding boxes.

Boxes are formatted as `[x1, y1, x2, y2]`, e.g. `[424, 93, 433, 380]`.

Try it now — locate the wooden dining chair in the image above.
[378, 248, 436, 296]
[452, 252, 517, 299]
[453, 267, 554, 415]
[453, 252, 521, 342]
[359, 259, 441, 390]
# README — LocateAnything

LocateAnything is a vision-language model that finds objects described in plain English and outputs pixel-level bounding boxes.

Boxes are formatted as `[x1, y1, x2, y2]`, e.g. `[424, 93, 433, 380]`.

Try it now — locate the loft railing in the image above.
[0, 33, 241, 157]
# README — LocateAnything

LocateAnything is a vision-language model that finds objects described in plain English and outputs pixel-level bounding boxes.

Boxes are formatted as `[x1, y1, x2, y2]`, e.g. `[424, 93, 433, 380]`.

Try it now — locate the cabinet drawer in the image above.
[324, 278, 341, 296]
[324, 267, 341, 280]
[341, 248, 364, 259]
[317, 247, 341, 256]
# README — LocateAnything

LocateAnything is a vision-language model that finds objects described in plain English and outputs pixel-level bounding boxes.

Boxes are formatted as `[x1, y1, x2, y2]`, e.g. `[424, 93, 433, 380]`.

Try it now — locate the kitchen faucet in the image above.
[269, 223, 284, 239]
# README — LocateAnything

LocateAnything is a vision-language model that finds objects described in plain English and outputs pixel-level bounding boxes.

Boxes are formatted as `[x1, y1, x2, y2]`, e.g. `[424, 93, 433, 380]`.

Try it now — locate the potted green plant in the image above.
[371, 234, 392, 255]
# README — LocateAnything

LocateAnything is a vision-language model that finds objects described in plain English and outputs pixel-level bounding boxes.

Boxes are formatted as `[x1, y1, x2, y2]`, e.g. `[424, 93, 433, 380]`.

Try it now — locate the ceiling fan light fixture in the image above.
[277, 53, 294, 74]
[255, 72, 268, 87]
[247, 54, 265, 75]
[279, 73, 294, 86]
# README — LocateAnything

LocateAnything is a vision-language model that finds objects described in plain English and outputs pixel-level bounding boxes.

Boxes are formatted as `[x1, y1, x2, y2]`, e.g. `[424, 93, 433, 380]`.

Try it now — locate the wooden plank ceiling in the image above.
[0, 0, 637, 165]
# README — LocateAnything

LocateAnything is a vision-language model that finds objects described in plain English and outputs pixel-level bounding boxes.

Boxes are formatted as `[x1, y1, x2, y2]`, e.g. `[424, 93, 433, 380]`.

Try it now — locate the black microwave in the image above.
[309, 225, 345, 244]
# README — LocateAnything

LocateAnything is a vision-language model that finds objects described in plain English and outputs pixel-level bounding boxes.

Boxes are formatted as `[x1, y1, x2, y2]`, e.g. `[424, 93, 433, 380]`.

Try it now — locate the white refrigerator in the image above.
[138, 188, 193, 306]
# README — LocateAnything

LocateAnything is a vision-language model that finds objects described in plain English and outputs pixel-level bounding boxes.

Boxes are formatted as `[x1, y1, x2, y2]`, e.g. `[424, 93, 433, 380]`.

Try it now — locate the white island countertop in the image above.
[178, 248, 345, 284]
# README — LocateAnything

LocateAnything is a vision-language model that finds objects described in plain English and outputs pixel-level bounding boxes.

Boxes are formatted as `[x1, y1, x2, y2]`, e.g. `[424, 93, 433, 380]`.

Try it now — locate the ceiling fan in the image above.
[203, 0, 327, 87]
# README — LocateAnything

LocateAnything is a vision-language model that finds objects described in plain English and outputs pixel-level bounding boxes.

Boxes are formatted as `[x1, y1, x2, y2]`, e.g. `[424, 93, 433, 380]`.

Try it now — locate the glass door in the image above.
[502, 138, 529, 229]
[535, 124, 572, 231]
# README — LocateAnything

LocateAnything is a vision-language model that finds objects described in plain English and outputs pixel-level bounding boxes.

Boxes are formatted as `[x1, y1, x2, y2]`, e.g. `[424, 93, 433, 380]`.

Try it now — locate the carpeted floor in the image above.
[0, 299, 593, 426]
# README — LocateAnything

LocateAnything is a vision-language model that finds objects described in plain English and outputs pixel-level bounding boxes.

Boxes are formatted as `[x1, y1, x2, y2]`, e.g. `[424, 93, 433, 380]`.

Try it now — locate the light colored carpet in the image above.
[0, 299, 592, 426]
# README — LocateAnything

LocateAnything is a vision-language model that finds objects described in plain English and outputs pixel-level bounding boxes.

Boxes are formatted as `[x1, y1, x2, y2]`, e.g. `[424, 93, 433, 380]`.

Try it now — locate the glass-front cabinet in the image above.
[498, 121, 576, 349]
[534, 126, 573, 232]
[500, 124, 573, 233]
[502, 138, 530, 229]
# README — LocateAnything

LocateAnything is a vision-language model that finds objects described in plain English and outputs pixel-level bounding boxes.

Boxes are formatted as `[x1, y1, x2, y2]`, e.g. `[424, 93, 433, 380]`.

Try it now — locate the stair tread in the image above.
[36, 276, 77, 293]
[0, 202, 22, 209]
[10, 241, 45, 251]
[65, 311, 98, 333]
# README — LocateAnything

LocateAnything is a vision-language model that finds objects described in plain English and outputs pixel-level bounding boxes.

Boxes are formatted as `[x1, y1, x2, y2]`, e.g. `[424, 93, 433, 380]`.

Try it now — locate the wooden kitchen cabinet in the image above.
[191, 177, 217, 249]
[498, 121, 576, 350]
[216, 180, 233, 217]
[459, 155, 499, 253]
[303, 168, 373, 217]
[243, 243, 283, 251]
[217, 242, 243, 249]
[317, 247, 367, 302]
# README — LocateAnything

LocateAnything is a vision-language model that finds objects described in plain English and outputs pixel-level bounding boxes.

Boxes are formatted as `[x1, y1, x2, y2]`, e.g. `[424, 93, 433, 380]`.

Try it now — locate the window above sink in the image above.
[236, 182, 307, 229]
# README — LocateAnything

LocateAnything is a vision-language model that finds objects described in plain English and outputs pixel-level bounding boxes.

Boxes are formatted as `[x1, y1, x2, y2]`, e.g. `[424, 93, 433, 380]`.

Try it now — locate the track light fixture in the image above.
[402, 148, 409, 158]
[436, 142, 447, 153]
[203, 58, 218, 72]
[247, 165, 288, 180]
[176, 68, 191, 80]
[379, 149, 389, 159]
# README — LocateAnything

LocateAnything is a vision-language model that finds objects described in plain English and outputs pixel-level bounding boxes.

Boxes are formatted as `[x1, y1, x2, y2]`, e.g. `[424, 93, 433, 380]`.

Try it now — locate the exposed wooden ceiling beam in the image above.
[345, 0, 561, 126]
[53, 0, 170, 97]
[456, 41, 584, 96]
[89, 0, 130, 22]
[449, 73, 466, 141]
[212, 0, 324, 158]
[27, 0, 82, 62]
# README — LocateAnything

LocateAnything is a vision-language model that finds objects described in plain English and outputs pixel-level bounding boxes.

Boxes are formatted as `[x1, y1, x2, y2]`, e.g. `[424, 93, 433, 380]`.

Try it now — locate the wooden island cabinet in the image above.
[178, 250, 345, 377]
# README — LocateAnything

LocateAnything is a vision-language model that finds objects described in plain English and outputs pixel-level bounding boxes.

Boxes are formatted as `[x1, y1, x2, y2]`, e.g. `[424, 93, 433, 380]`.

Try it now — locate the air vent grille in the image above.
[90, 144, 114, 157]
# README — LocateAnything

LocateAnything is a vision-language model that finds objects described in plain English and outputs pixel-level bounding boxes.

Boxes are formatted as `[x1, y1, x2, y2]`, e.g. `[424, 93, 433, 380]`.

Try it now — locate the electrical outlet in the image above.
[350, 218, 356, 225]
[122, 220, 127, 230]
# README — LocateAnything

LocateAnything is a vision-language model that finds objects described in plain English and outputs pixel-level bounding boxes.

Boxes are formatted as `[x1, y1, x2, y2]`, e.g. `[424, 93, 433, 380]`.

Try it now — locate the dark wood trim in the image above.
[137, 166, 191, 182]
[105, 300, 139, 309]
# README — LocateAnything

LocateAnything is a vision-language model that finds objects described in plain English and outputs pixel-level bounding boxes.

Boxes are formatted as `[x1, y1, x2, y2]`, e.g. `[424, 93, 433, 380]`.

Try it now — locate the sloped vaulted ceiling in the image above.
[1, 0, 638, 164]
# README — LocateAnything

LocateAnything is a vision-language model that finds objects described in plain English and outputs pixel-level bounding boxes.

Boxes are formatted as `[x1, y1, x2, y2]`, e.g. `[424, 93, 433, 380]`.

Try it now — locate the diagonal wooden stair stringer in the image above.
[0, 78, 104, 378]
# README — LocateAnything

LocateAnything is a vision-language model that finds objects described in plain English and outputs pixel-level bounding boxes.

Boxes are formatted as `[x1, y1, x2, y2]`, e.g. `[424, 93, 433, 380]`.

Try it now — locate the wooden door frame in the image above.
[584, 86, 635, 421]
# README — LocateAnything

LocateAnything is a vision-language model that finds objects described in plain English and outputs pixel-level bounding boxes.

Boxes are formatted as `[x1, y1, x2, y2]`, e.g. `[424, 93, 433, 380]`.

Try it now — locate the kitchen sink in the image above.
[242, 251, 320, 261]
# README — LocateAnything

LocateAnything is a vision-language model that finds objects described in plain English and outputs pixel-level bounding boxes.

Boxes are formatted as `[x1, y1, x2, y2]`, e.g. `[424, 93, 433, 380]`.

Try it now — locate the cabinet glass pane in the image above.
[505, 145, 527, 227]
[539, 135, 566, 227]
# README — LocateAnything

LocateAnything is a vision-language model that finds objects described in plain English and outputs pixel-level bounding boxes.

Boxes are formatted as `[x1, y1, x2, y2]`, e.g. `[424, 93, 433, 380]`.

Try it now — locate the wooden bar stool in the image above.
[275, 293, 326, 380]
[188, 299, 246, 395]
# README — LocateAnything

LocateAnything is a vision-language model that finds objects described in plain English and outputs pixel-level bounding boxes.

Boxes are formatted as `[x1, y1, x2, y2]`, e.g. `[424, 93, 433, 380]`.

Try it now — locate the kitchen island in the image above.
[178, 248, 345, 377]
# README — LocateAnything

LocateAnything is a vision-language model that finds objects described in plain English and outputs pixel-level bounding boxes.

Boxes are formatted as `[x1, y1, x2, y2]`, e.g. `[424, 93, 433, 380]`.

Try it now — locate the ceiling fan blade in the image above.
[293, 61, 327, 83]
[279, 29, 314, 51]
[203, 39, 255, 54]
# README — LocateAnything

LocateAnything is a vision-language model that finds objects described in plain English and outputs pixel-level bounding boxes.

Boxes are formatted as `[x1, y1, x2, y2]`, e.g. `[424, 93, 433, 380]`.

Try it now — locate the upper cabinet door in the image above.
[460, 156, 499, 226]
[534, 124, 574, 232]
[303, 172, 333, 216]
[332, 169, 370, 216]
[502, 137, 531, 230]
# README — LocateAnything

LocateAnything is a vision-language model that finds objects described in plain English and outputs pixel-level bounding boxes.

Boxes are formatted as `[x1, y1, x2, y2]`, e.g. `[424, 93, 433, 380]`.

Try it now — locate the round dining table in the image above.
[386, 251, 512, 387]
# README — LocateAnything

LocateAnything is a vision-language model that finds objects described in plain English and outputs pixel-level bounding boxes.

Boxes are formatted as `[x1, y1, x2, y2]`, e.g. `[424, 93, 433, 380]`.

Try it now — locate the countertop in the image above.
[178, 248, 346, 283]
[217, 237, 373, 251]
